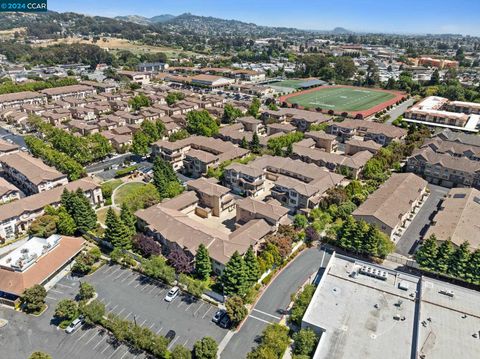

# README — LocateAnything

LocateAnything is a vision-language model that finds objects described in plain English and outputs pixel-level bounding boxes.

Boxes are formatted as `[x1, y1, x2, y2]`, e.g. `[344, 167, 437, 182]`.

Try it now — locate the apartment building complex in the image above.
[0, 152, 68, 195]
[327, 119, 407, 145]
[353, 173, 428, 240]
[0, 91, 47, 110]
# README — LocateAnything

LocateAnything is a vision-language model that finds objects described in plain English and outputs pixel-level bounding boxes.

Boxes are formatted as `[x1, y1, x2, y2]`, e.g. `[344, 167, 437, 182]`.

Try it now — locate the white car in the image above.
[164, 286, 180, 302]
[65, 317, 83, 334]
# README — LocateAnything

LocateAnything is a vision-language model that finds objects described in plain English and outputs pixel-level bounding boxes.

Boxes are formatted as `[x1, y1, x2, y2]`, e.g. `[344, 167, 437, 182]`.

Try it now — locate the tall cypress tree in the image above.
[448, 241, 470, 279]
[120, 203, 136, 237]
[244, 246, 260, 286]
[240, 136, 248, 149]
[74, 188, 97, 231]
[435, 240, 454, 273]
[415, 235, 438, 270]
[195, 244, 212, 280]
[466, 249, 480, 284]
[104, 208, 131, 249]
[250, 132, 261, 154]
[222, 251, 247, 296]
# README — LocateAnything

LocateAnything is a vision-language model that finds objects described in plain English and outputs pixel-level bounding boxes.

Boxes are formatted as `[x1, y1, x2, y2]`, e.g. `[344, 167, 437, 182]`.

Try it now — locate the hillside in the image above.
[115, 14, 176, 25]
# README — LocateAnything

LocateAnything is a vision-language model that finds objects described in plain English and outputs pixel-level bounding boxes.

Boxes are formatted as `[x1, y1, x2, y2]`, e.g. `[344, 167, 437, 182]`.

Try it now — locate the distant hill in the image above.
[115, 14, 176, 25]
[331, 27, 353, 34]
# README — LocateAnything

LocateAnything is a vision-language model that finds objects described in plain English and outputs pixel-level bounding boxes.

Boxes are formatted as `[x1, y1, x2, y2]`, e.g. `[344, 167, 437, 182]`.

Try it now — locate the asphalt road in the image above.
[0, 127, 27, 148]
[220, 246, 331, 359]
[386, 98, 415, 124]
[395, 184, 448, 256]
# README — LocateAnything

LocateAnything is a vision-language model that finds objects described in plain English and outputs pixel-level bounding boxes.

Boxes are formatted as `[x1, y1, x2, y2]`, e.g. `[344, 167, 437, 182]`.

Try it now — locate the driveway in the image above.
[220, 247, 330, 359]
[395, 184, 449, 256]
[386, 98, 415, 124]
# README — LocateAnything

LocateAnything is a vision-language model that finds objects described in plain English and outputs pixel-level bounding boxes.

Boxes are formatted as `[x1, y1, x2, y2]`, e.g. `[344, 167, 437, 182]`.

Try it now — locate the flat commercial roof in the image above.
[304, 256, 418, 359]
[404, 118, 479, 133]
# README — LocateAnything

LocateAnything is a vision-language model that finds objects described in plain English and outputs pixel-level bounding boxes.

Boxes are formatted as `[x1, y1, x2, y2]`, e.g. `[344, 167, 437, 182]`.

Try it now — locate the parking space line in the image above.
[156, 327, 163, 334]
[193, 302, 205, 316]
[202, 306, 213, 319]
[167, 336, 179, 350]
[134, 283, 140, 288]
[105, 301, 112, 308]
[127, 275, 138, 286]
[103, 266, 115, 275]
[56, 283, 73, 288]
[185, 302, 194, 312]
[139, 319, 147, 326]
[177, 299, 185, 308]
[117, 308, 125, 316]
[105, 267, 120, 278]
[76, 329, 90, 342]
[155, 288, 166, 297]
[101, 343, 111, 354]
[110, 304, 118, 312]
[93, 335, 108, 350]
[148, 286, 157, 294]
[85, 331, 100, 345]
[124, 312, 132, 320]
[183, 339, 188, 347]
[50, 289, 63, 294]
[46, 296, 58, 301]
[107, 345, 122, 359]
[121, 272, 134, 283]
[114, 271, 126, 281]
[119, 349, 130, 359]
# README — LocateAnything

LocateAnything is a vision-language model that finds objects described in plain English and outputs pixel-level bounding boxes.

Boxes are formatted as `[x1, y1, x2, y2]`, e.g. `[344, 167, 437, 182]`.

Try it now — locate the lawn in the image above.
[96, 206, 119, 226]
[284, 86, 396, 112]
[113, 182, 148, 207]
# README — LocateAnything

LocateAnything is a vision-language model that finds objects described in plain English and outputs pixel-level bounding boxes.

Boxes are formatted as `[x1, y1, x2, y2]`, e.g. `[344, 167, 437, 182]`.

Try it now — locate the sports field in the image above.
[284, 86, 397, 112]
[269, 79, 307, 89]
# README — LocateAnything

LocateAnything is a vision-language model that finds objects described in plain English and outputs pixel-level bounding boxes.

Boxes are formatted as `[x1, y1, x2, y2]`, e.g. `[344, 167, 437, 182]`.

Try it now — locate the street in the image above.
[386, 98, 415, 124]
[220, 246, 331, 359]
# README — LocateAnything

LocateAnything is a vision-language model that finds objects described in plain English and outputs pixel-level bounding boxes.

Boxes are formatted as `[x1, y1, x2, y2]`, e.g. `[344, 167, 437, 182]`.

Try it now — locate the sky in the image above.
[48, 0, 480, 36]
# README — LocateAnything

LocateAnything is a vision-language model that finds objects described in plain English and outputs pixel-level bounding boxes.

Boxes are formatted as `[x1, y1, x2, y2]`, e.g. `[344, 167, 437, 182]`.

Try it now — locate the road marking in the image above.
[117, 308, 125, 316]
[93, 335, 107, 350]
[202, 306, 213, 319]
[177, 300, 184, 308]
[114, 271, 127, 281]
[139, 319, 147, 326]
[119, 349, 130, 359]
[110, 304, 118, 312]
[105, 301, 111, 308]
[85, 331, 99, 345]
[101, 343, 111, 354]
[249, 314, 271, 324]
[193, 302, 205, 316]
[134, 283, 140, 288]
[107, 345, 122, 359]
[127, 276, 138, 286]
[252, 309, 281, 320]
[167, 336, 179, 350]
[155, 288, 166, 297]
[140, 284, 151, 292]
[156, 327, 163, 334]
[50, 289, 63, 294]
[76, 329, 91, 342]
[183, 339, 188, 347]
[56, 283, 73, 288]
[121, 272, 134, 283]
[148, 286, 157, 294]
[105, 267, 120, 278]
[124, 312, 132, 320]
[46, 296, 58, 301]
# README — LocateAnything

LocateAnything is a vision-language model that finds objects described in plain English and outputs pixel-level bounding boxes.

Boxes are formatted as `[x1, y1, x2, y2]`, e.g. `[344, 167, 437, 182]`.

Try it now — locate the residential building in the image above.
[186, 177, 235, 217]
[345, 138, 382, 155]
[137, 62, 169, 72]
[353, 173, 428, 240]
[407, 147, 480, 188]
[0, 91, 47, 110]
[0, 179, 102, 240]
[40, 85, 96, 101]
[404, 96, 480, 133]
[117, 70, 151, 85]
[0, 235, 85, 305]
[425, 187, 480, 250]
[0, 139, 19, 156]
[304, 131, 338, 153]
[223, 162, 266, 197]
[0, 152, 68, 195]
[190, 74, 235, 88]
[235, 197, 290, 227]
[328, 119, 407, 144]
[0, 177, 20, 204]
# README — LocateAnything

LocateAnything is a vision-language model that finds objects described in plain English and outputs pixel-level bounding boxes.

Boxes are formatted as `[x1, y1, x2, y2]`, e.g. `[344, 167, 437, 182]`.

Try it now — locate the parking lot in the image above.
[83, 263, 227, 349]
[0, 263, 227, 359]
[395, 184, 449, 256]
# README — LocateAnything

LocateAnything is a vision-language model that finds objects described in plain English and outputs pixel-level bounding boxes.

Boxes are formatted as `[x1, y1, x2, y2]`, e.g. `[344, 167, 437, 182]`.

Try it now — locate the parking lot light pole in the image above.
[133, 315, 137, 326]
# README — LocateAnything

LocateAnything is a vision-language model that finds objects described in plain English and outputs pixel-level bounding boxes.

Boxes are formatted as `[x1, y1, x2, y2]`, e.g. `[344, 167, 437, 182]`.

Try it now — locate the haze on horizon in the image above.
[49, 0, 480, 37]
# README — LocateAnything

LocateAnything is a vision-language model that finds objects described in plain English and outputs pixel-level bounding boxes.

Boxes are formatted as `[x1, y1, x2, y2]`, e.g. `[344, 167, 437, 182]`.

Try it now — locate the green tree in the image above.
[22, 284, 47, 313]
[104, 207, 132, 249]
[429, 69, 440, 85]
[293, 214, 308, 229]
[292, 328, 319, 356]
[415, 235, 438, 270]
[223, 104, 243, 124]
[132, 131, 150, 156]
[222, 251, 247, 296]
[289, 284, 315, 326]
[240, 136, 249, 149]
[81, 299, 105, 325]
[63, 189, 97, 232]
[79, 282, 95, 301]
[195, 244, 212, 280]
[260, 323, 290, 358]
[186, 110, 219, 137]
[244, 246, 260, 285]
[171, 345, 192, 359]
[54, 299, 78, 321]
[250, 132, 261, 154]
[141, 120, 160, 142]
[248, 98, 261, 118]
[435, 240, 454, 273]
[467, 249, 480, 284]
[129, 94, 151, 111]
[29, 352, 52, 359]
[225, 296, 248, 325]
[120, 202, 136, 237]
[153, 155, 180, 198]
[142, 256, 176, 285]
[28, 215, 58, 238]
[448, 241, 470, 279]
[193, 337, 218, 359]
[56, 207, 77, 235]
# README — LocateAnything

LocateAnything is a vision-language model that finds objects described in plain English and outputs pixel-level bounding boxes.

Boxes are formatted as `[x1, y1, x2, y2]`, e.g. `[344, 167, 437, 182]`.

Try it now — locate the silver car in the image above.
[164, 286, 180, 302]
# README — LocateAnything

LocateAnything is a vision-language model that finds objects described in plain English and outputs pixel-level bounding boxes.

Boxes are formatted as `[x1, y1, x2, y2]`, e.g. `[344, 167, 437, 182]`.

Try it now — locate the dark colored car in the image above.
[212, 309, 226, 323]
[165, 330, 176, 342]
[218, 314, 232, 329]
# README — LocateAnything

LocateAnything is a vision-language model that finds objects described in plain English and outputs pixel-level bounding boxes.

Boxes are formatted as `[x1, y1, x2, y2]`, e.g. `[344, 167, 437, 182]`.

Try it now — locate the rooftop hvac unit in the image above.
[398, 281, 410, 291]
[440, 289, 454, 297]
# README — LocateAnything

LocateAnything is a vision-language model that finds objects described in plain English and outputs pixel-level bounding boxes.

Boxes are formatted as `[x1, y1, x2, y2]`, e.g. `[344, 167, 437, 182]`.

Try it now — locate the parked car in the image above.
[212, 309, 226, 323]
[164, 286, 180, 302]
[65, 317, 83, 334]
[165, 330, 176, 342]
[218, 314, 232, 329]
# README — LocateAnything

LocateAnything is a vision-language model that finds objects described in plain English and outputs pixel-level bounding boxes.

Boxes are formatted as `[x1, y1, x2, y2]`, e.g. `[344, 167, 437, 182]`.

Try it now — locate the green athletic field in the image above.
[284, 86, 396, 112]
[269, 79, 306, 89]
